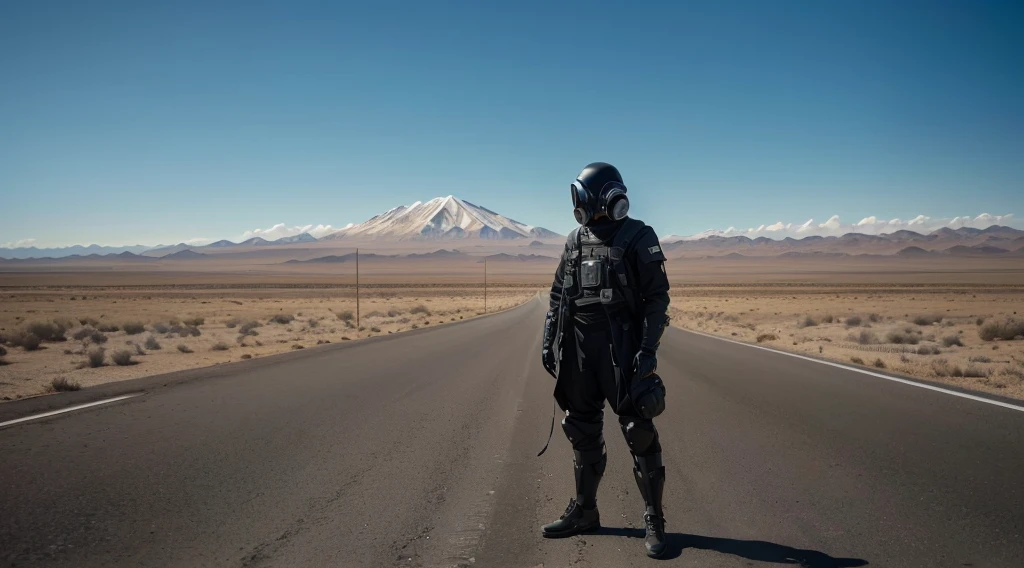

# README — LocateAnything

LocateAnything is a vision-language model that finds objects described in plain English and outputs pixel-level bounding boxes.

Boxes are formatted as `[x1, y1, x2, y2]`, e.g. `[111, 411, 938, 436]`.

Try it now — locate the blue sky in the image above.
[1, 0, 1022, 246]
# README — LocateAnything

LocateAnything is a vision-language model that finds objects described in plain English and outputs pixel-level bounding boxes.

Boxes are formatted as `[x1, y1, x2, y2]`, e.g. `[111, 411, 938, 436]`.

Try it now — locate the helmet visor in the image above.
[570, 182, 589, 208]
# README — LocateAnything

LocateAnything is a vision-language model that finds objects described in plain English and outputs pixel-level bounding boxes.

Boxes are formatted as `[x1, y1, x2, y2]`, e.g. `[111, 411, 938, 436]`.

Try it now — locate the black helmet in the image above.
[630, 372, 666, 419]
[570, 162, 630, 225]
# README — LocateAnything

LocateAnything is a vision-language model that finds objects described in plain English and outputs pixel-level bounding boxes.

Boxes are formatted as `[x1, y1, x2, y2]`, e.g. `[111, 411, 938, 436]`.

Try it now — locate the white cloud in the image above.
[0, 238, 37, 249]
[240, 223, 345, 241]
[684, 213, 1019, 240]
[184, 237, 213, 246]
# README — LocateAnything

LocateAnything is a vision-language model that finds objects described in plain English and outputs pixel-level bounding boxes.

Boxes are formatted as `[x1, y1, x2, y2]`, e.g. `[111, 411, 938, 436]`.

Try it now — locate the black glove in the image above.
[541, 310, 558, 377]
[633, 349, 657, 379]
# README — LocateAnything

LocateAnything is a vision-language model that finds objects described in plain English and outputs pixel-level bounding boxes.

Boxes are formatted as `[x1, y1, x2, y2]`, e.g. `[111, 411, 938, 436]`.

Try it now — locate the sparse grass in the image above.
[270, 314, 295, 324]
[913, 314, 944, 326]
[307, 318, 319, 328]
[370, 326, 381, 333]
[78, 316, 100, 327]
[153, 322, 171, 334]
[845, 316, 862, 327]
[850, 356, 864, 365]
[133, 343, 146, 356]
[291, 344, 304, 350]
[756, 333, 778, 343]
[931, 358, 963, 377]
[868, 313, 880, 323]
[942, 335, 963, 348]
[873, 358, 886, 369]
[167, 325, 201, 338]
[97, 323, 120, 333]
[410, 305, 431, 315]
[978, 318, 1024, 341]
[337, 310, 354, 322]
[144, 335, 162, 350]
[969, 355, 992, 363]
[87, 347, 106, 368]
[110, 349, 135, 366]
[181, 317, 205, 327]
[241, 354, 252, 359]
[25, 320, 68, 342]
[963, 365, 990, 378]
[798, 316, 818, 328]
[49, 377, 82, 392]
[885, 330, 920, 345]
[225, 317, 241, 329]
[387, 309, 401, 317]
[123, 322, 146, 335]
[211, 342, 230, 351]
[177, 344, 193, 354]
[822, 314, 834, 324]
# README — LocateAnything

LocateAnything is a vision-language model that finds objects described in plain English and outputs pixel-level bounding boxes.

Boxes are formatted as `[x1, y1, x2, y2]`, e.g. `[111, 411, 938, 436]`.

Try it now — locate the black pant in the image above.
[561, 318, 661, 465]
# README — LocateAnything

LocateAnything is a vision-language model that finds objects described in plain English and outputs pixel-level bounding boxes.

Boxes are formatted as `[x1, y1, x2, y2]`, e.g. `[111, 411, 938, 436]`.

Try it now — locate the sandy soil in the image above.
[668, 285, 1024, 400]
[0, 286, 538, 400]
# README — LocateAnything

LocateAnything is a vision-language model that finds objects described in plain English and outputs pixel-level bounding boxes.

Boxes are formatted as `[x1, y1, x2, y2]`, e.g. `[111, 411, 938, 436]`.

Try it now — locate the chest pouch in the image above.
[580, 258, 604, 288]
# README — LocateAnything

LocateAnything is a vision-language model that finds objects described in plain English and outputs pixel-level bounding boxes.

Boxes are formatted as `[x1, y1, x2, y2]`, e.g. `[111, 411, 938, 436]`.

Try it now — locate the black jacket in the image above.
[545, 217, 671, 412]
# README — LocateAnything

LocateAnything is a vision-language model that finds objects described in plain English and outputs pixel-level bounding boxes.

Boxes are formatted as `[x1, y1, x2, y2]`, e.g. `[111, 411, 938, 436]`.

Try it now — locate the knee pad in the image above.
[619, 417, 660, 456]
[562, 413, 604, 461]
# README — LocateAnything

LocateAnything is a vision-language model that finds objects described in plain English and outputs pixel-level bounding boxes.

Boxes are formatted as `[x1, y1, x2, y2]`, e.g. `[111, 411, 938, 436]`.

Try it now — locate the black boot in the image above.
[542, 451, 605, 538]
[632, 453, 667, 558]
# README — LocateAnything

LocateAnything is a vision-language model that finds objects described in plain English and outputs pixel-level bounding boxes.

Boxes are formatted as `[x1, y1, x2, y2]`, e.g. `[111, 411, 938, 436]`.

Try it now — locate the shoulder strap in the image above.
[609, 219, 647, 317]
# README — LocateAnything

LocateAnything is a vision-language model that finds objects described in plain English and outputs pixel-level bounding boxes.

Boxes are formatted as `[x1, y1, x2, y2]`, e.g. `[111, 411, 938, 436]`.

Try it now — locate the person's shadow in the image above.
[594, 528, 868, 566]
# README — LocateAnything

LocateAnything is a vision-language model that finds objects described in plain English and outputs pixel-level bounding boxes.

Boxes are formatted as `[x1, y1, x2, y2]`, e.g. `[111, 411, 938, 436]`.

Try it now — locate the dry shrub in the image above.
[122, 322, 146, 335]
[913, 315, 944, 326]
[873, 358, 887, 369]
[822, 315, 834, 324]
[845, 316, 862, 327]
[337, 310, 354, 322]
[270, 314, 295, 324]
[0, 345, 6, 356]
[19, 333, 42, 351]
[144, 336, 162, 350]
[241, 354, 252, 359]
[854, 330, 877, 345]
[49, 377, 81, 392]
[850, 357, 865, 365]
[291, 344, 305, 350]
[756, 333, 778, 343]
[307, 318, 320, 328]
[177, 344, 193, 354]
[868, 313, 880, 323]
[387, 309, 401, 317]
[916, 345, 941, 355]
[798, 316, 818, 328]
[941, 335, 963, 348]
[87, 347, 106, 368]
[153, 322, 171, 334]
[410, 305, 431, 315]
[885, 331, 920, 345]
[25, 321, 67, 342]
[211, 342, 230, 351]
[931, 358, 962, 377]
[182, 317, 205, 327]
[239, 321, 262, 336]
[225, 317, 241, 329]
[79, 316, 100, 326]
[962, 365, 990, 378]
[370, 326, 381, 333]
[97, 323, 120, 333]
[969, 355, 992, 363]
[167, 325, 201, 338]
[978, 318, 1024, 341]
[110, 349, 135, 366]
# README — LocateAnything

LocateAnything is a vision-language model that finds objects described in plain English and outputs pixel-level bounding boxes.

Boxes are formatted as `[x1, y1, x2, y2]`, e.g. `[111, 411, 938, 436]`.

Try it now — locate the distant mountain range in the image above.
[662, 225, 1024, 258]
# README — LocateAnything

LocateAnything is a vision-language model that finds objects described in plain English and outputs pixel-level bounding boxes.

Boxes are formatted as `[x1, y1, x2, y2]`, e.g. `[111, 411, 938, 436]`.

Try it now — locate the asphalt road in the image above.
[2, 297, 1023, 567]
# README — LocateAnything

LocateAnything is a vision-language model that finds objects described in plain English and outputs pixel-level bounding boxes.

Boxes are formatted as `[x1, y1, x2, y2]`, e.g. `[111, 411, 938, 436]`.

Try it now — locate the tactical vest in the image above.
[563, 219, 646, 319]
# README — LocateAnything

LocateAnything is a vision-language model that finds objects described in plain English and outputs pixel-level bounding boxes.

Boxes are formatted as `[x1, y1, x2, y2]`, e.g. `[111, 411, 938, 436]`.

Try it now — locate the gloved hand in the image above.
[633, 350, 657, 379]
[542, 344, 557, 376]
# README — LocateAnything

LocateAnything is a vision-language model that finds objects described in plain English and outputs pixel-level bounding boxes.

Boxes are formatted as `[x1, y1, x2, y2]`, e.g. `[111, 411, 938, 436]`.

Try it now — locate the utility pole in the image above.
[355, 248, 360, 334]
[483, 257, 487, 314]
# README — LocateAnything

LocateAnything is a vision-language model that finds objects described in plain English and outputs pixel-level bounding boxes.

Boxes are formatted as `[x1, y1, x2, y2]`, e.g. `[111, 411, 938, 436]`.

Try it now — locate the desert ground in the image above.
[1, 252, 1022, 402]
[0, 283, 538, 400]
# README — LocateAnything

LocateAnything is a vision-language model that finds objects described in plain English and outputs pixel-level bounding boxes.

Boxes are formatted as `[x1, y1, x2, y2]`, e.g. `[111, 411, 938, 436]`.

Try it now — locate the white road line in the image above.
[0, 394, 140, 428]
[678, 328, 1024, 413]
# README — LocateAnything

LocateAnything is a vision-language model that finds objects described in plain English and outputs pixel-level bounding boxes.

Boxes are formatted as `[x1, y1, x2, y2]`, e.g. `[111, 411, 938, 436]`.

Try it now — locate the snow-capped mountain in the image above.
[661, 229, 733, 243]
[321, 196, 561, 241]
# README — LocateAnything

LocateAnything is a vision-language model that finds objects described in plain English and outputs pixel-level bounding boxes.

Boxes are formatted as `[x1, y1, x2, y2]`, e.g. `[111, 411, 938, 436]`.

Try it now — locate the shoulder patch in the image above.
[648, 245, 661, 255]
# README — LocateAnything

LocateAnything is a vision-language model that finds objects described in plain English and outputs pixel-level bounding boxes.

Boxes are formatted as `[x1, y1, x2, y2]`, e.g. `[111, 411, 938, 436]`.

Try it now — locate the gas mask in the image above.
[570, 180, 629, 226]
